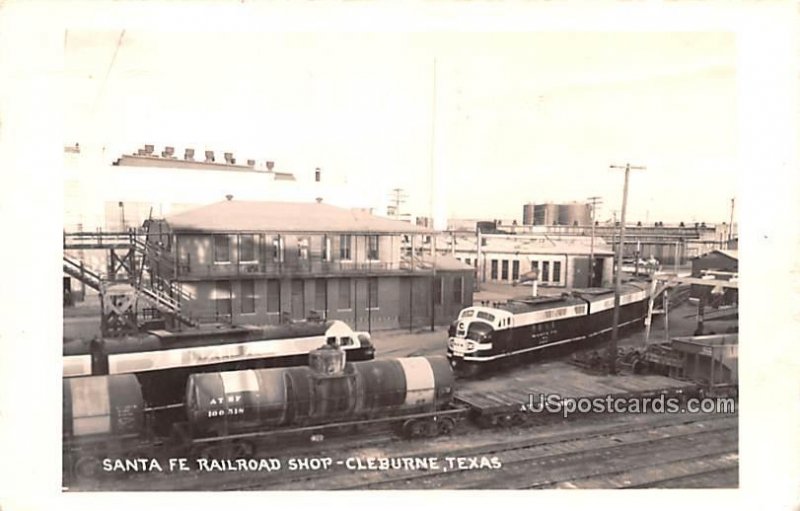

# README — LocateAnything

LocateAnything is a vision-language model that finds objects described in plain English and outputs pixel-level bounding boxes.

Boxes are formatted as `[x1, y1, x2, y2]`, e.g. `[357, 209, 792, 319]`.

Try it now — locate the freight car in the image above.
[447, 282, 651, 376]
[63, 348, 460, 479]
[63, 320, 374, 407]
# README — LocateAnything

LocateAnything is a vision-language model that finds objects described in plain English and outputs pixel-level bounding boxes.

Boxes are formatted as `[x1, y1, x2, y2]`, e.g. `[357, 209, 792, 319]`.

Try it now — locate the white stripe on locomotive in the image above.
[63, 355, 92, 377]
[69, 376, 111, 435]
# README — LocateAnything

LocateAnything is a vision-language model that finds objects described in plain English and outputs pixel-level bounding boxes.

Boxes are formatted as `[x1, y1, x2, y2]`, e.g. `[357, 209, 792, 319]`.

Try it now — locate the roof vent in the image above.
[225, 194, 234, 201]
[224, 152, 234, 164]
[266, 161, 275, 171]
[205, 150, 215, 163]
[162, 146, 175, 158]
[144, 144, 154, 155]
[315, 197, 323, 203]
[315, 167, 321, 182]
[184, 148, 195, 160]
[246, 159, 255, 167]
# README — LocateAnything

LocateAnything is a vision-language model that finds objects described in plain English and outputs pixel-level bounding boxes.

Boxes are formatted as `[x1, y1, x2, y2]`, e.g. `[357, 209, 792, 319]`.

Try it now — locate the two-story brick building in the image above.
[144, 200, 474, 331]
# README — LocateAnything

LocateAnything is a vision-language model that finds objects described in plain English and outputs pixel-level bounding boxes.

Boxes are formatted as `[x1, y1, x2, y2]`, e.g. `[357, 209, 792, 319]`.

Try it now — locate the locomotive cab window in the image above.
[339, 337, 354, 346]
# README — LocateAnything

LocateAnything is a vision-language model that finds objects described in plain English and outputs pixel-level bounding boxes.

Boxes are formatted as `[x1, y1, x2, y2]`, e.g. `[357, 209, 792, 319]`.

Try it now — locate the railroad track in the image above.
[217, 412, 736, 491]
[70, 411, 737, 491]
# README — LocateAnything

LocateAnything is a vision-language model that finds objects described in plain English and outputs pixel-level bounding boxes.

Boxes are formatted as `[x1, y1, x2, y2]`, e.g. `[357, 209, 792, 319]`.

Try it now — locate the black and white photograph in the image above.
[0, 1, 798, 509]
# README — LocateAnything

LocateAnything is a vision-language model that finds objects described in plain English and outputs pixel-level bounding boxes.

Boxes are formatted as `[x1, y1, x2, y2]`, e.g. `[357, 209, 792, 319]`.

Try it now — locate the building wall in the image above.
[176, 272, 473, 331]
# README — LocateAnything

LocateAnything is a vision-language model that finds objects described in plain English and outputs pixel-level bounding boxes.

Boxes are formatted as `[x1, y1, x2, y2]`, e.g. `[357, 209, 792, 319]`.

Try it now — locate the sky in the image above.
[64, 30, 738, 225]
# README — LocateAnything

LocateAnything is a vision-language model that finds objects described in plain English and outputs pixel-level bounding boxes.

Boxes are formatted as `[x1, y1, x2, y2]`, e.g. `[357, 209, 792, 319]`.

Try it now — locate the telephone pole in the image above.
[608, 163, 645, 374]
[728, 197, 735, 247]
[587, 196, 603, 287]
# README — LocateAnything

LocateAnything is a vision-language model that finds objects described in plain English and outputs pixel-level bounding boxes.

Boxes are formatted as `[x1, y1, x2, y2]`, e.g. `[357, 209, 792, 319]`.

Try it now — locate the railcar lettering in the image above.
[196, 458, 281, 472]
[444, 456, 502, 470]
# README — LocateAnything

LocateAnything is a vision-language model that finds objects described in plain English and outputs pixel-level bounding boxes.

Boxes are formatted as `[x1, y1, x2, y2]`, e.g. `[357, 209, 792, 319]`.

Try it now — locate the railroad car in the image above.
[63, 320, 374, 407]
[62, 374, 150, 477]
[447, 283, 650, 376]
[185, 354, 456, 442]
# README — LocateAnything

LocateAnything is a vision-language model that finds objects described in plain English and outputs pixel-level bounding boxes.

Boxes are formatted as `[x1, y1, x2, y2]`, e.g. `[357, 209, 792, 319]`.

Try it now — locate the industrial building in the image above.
[141, 199, 474, 331]
[690, 249, 738, 305]
[435, 232, 614, 289]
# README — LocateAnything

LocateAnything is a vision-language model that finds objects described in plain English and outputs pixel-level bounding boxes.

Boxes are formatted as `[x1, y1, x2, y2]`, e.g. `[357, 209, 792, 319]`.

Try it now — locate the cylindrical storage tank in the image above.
[62, 374, 144, 439]
[558, 203, 592, 226]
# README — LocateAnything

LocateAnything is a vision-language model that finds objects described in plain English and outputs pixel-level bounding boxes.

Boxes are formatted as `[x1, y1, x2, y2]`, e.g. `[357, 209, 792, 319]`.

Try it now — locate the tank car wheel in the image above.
[402, 420, 426, 439]
[437, 417, 456, 436]
[191, 444, 220, 460]
[422, 419, 440, 438]
[230, 440, 256, 459]
[74, 456, 102, 480]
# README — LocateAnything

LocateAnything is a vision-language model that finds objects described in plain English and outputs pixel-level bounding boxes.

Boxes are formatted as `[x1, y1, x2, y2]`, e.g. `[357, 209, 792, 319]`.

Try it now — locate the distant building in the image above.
[144, 200, 474, 331]
[690, 249, 738, 305]
[435, 232, 614, 289]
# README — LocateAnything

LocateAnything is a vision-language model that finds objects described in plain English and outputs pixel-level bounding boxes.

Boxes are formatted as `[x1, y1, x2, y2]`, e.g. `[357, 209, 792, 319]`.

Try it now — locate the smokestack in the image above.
[315, 167, 321, 182]
[184, 148, 195, 160]
[205, 150, 215, 163]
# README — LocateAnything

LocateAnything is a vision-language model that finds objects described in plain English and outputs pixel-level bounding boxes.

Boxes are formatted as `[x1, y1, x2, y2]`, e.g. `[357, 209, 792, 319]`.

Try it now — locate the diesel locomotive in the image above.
[63, 320, 375, 406]
[447, 283, 651, 376]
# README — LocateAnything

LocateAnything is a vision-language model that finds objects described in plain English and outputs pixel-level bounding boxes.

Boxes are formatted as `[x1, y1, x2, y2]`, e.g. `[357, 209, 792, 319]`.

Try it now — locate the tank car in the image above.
[185, 355, 455, 440]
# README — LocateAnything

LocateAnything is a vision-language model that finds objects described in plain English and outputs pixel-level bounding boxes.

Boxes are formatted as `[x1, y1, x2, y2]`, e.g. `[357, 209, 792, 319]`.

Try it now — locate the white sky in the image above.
[65, 30, 737, 224]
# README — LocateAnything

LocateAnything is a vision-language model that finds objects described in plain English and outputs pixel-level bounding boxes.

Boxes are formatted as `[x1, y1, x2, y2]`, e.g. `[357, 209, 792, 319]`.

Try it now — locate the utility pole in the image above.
[388, 188, 408, 218]
[728, 197, 735, 247]
[608, 163, 645, 374]
[587, 196, 602, 287]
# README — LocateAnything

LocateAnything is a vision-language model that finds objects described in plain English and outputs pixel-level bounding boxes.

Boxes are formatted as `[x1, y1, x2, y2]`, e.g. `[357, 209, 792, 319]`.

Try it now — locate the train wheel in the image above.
[402, 419, 425, 439]
[422, 419, 439, 438]
[74, 456, 102, 480]
[437, 417, 456, 436]
[230, 440, 256, 459]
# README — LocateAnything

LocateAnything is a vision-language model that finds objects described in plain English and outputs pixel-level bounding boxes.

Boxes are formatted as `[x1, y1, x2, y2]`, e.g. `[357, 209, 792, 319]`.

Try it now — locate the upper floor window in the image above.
[239, 234, 256, 262]
[271, 236, 283, 263]
[322, 235, 331, 262]
[297, 237, 310, 260]
[553, 261, 562, 283]
[340, 234, 352, 260]
[214, 235, 230, 263]
[367, 235, 379, 260]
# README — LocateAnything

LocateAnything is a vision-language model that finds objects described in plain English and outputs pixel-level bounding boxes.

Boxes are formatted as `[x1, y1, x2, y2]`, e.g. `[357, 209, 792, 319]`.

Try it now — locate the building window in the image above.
[512, 260, 520, 281]
[367, 235, 379, 260]
[368, 278, 379, 309]
[298, 237, 310, 260]
[434, 277, 443, 305]
[322, 235, 331, 262]
[553, 261, 561, 283]
[214, 235, 230, 263]
[271, 236, 283, 263]
[542, 261, 550, 282]
[491, 260, 498, 280]
[241, 280, 255, 314]
[239, 234, 256, 262]
[214, 280, 232, 316]
[465, 258, 471, 266]
[338, 278, 351, 309]
[501, 260, 509, 280]
[314, 279, 327, 314]
[531, 260, 539, 272]
[453, 276, 463, 304]
[291, 279, 305, 319]
[266, 280, 280, 313]
[340, 235, 352, 260]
